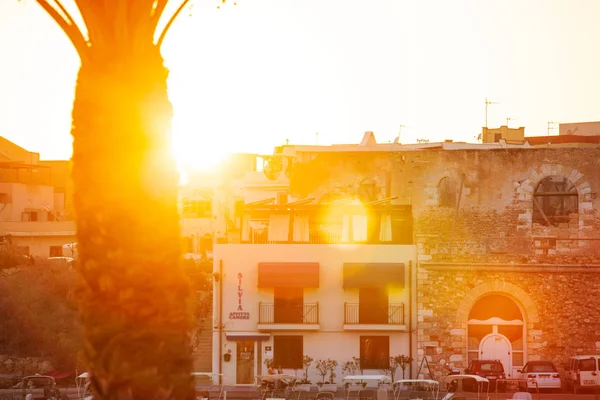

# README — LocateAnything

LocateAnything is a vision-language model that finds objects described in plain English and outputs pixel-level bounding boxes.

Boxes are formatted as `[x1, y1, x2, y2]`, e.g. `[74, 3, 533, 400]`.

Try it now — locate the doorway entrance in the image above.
[467, 294, 525, 377]
[236, 340, 255, 385]
[480, 333, 512, 374]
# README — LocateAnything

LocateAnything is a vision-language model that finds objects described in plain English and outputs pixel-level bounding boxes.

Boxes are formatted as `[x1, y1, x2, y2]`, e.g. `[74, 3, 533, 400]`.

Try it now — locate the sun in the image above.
[171, 117, 229, 174]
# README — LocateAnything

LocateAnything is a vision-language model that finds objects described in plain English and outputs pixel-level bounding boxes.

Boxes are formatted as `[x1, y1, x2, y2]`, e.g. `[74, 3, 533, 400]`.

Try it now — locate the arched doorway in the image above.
[467, 294, 525, 377]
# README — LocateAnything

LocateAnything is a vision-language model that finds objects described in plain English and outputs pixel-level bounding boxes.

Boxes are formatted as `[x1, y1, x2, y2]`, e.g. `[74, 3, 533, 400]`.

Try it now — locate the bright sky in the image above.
[1, 0, 600, 171]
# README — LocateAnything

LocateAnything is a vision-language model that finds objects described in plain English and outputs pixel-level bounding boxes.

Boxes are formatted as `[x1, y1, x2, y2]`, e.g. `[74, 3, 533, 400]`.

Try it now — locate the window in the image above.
[199, 236, 213, 252]
[360, 336, 389, 370]
[181, 199, 212, 218]
[49, 246, 62, 257]
[527, 363, 556, 373]
[273, 335, 303, 369]
[438, 177, 456, 207]
[494, 133, 502, 142]
[274, 287, 303, 323]
[359, 287, 388, 324]
[579, 359, 596, 371]
[533, 175, 578, 226]
[21, 211, 38, 221]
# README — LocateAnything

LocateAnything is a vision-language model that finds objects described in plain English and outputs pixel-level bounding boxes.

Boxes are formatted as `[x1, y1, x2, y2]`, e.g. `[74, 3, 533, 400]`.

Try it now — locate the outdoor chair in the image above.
[196, 390, 210, 400]
[345, 384, 363, 400]
[358, 389, 377, 400]
[316, 392, 335, 400]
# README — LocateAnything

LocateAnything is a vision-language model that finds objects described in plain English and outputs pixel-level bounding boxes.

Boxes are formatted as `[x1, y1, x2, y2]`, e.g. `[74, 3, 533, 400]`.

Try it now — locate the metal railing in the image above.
[344, 303, 405, 325]
[258, 302, 319, 324]
[246, 229, 413, 244]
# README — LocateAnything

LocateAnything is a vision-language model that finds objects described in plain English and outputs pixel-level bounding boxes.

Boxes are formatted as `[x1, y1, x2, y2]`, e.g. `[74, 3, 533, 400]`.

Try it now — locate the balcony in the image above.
[239, 204, 413, 245]
[257, 302, 320, 331]
[0, 162, 51, 185]
[0, 220, 76, 236]
[343, 303, 407, 331]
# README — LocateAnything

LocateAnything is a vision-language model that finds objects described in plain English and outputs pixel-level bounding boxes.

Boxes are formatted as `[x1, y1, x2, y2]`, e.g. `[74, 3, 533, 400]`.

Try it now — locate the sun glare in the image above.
[172, 119, 229, 174]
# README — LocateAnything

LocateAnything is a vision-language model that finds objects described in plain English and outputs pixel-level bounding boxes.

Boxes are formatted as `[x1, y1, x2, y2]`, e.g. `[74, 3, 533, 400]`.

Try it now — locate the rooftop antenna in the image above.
[316, 132, 319, 145]
[485, 98, 499, 128]
[506, 117, 517, 127]
[395, 124, 406, 143]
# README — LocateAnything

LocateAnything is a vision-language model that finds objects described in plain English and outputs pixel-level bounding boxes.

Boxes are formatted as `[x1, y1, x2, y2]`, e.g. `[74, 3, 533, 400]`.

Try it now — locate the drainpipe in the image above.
[218, 259, 223, 385]
[408, 259, 413, 379]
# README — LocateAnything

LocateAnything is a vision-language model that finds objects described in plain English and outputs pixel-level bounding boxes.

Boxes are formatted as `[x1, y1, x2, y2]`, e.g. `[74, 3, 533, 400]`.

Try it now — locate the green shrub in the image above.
[0, 264, 83, 370]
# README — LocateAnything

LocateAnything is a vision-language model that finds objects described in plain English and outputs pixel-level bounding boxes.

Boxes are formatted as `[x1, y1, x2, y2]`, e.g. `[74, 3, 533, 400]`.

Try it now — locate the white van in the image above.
[564, 355, 600, 394]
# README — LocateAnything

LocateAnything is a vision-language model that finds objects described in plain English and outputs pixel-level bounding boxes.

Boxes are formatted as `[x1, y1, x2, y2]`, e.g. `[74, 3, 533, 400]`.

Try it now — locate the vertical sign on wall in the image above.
[229, 272, 250, 319]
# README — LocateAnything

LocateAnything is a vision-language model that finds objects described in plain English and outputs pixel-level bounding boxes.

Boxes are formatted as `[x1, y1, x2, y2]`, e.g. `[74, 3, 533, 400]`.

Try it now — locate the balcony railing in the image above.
[258, 302, 319, 324]
[240, 206, 414, 245]
[344, 303, 405, 325]
[245, 227, 413, 245]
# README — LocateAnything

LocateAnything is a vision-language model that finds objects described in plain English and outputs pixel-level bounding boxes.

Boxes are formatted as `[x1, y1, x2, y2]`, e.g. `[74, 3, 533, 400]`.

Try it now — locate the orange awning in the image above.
[258, 262, 319, 288]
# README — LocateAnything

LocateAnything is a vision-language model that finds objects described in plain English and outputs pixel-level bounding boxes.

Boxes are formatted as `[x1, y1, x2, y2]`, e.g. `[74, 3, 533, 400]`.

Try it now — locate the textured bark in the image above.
[71, 49, 194, 400]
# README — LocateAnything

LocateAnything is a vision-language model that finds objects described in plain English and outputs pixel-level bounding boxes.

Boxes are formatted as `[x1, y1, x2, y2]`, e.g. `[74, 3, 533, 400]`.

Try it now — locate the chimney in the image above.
[360, 131, 377, 146]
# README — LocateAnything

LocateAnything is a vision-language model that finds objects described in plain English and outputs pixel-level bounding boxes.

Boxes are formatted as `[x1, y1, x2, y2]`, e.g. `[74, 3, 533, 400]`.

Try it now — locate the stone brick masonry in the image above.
[289, 146, 600, 379]
[416, 265, 600, 378]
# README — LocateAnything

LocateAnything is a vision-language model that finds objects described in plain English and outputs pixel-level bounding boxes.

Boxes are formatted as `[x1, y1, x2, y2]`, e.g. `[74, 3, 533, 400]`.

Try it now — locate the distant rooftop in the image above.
[278, 131, 532, 156]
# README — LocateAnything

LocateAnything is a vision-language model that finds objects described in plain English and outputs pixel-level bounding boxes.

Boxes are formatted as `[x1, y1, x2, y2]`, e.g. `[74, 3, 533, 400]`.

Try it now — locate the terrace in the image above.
[237, 197, 413, 245]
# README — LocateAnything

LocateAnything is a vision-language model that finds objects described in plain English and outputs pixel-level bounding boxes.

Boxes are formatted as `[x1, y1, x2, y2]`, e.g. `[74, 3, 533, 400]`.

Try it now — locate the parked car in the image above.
[564, 355, 600, 394]
[464, 360, 506, 390]
[517, 361, 561, 392]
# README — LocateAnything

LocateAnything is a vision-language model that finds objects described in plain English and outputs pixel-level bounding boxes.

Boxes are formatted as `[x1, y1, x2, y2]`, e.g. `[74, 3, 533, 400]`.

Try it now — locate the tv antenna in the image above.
[395, 124, 406, 143]
[485, 98, 499, 128]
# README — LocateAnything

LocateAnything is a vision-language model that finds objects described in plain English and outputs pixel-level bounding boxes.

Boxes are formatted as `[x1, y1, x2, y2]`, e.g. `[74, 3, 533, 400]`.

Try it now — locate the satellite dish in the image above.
[263, 156, 283, 180]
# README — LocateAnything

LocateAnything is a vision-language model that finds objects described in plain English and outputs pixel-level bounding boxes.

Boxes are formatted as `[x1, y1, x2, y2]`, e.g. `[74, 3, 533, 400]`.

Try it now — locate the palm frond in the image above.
[36, 0, 88, 59]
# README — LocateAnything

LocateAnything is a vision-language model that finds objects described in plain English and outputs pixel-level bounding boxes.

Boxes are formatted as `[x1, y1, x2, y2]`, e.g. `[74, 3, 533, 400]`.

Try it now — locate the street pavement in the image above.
[2, 387, 600, 399]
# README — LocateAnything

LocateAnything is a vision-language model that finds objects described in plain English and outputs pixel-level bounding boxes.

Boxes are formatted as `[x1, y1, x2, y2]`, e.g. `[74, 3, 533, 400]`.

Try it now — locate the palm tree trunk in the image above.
[71, 50, 194, 400]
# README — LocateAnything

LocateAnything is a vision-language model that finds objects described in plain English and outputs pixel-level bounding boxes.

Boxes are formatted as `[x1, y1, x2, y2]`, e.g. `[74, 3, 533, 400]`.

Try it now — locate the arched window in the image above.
[438, 177, 456, 207]
[533, 176, 578, 227]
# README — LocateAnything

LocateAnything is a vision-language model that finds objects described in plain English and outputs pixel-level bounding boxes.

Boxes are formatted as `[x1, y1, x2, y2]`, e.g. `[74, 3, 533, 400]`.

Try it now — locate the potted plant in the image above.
[395, 355, 413, 380]
[342, 357, 365, 390]
[388, 356, 400, 383]
[298, 355, 313, 387]
[264, 358, 283, 374]
[315, 359, 338, 391]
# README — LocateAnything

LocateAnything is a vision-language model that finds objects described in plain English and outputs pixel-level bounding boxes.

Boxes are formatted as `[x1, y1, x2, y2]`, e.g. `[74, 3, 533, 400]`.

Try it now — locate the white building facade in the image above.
[212, 200, 418, 385]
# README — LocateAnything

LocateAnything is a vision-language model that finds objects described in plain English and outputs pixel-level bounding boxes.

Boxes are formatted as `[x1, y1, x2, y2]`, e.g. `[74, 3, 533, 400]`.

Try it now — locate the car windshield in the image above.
[480, 363, 503, 372]
[529, 363, 556, 372]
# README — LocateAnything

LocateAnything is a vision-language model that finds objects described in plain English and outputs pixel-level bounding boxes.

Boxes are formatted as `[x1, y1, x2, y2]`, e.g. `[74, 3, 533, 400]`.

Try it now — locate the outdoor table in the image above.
[256, 374, 297, 400]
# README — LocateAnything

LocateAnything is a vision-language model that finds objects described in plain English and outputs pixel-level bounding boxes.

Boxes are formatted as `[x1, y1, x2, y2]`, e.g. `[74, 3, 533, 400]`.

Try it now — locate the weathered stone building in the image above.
[286, 143, 600, 379]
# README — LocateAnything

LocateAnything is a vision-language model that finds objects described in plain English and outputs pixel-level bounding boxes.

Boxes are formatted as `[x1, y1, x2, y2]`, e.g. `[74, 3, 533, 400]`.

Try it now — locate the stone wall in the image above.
[0, 355, 53, 377]
[416, 265, 600, 379]
[289, 147, 600, 261]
